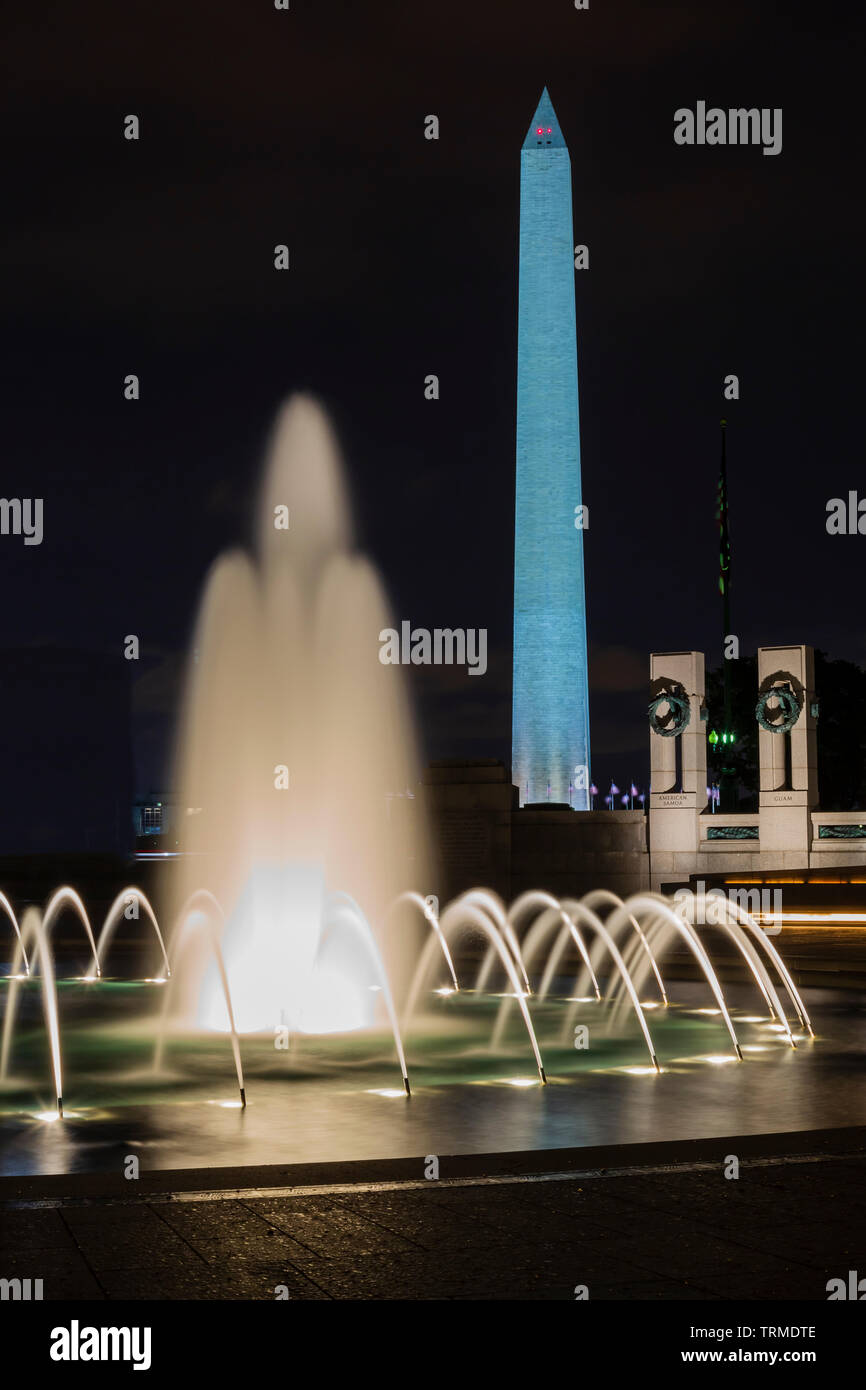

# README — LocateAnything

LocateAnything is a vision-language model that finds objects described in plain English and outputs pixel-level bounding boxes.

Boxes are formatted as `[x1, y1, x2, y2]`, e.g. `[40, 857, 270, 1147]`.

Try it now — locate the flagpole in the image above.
[719, 419, 734, 812]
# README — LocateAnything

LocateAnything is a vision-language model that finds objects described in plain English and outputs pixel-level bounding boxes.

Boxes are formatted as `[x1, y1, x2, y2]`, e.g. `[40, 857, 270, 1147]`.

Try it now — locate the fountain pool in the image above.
[2, 397, 861, 1180]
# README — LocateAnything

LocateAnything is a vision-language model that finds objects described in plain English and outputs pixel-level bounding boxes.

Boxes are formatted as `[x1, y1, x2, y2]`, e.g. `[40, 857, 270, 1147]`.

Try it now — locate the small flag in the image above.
[717, 421, 731, 598]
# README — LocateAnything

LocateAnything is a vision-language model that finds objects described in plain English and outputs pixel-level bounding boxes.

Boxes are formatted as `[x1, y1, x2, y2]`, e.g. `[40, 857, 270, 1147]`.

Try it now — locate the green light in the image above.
[709, 730, 718, 745]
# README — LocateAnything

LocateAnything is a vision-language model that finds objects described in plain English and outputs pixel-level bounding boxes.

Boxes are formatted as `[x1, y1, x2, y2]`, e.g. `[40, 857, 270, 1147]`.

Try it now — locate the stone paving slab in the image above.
[1, 1135, 864, 1300]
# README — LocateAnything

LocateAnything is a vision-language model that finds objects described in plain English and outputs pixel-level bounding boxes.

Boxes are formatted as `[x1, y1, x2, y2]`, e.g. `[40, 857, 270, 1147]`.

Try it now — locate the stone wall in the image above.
[422, 760, 516, 902]
[510, 807, 650, 900]
[422, 760, 650, 904]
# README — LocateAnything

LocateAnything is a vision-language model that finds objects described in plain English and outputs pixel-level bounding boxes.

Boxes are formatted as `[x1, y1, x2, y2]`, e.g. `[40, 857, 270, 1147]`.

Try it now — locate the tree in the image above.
[705, 651, 866, 811]
[705, 655, 758, 809]
[813, 650, 866, 810]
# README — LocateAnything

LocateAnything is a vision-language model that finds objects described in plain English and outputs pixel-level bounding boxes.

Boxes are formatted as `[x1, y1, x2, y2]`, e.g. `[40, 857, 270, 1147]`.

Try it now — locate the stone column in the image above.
[648, 651, 706, 883]
[757, 645, 818, 860]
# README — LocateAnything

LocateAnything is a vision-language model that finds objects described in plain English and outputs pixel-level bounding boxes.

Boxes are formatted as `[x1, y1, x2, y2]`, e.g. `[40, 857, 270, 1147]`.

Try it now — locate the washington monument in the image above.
[512, 88, 591, 807]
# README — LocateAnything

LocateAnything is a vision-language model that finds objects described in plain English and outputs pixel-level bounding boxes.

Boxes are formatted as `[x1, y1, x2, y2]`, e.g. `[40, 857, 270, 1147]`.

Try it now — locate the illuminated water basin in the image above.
[0, 981, 863, 1178]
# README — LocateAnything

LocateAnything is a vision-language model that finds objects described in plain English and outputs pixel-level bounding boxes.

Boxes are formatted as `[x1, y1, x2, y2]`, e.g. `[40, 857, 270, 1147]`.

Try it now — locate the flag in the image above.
[717, 421, 731, 597]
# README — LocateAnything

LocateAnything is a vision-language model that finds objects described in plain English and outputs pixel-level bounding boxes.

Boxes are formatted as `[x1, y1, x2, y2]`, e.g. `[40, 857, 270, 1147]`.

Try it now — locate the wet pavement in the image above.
[2, 1129, 864, 1301]
[2, 983, 865, 1177]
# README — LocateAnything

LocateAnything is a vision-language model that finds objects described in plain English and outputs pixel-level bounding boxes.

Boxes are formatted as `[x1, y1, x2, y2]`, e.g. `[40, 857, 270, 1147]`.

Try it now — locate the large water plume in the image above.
[167, 396, 429, 1034]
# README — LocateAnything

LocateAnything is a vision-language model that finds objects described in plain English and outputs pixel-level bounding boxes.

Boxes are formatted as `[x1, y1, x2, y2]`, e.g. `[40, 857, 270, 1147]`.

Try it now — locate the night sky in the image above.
[1, 0, 861, 827]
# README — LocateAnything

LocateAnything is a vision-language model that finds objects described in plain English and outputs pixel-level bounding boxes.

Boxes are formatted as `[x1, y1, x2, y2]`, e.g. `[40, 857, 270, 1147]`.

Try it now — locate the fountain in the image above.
[0, 396, 853, 1178]
[0, 879, 817, 1101]
[165, 395, 429, 1040]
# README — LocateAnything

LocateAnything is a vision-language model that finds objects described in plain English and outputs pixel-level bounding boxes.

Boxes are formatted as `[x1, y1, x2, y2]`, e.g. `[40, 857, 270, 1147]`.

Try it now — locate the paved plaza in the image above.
[2, 1129, 863, 1301]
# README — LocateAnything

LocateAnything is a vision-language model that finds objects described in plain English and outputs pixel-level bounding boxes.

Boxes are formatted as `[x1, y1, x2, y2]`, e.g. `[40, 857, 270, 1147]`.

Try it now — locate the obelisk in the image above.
[512, 88, 591, 807]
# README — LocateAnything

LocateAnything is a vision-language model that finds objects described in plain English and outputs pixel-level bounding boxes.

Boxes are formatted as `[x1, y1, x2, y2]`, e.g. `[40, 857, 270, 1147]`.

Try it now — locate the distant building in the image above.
[132, 795, 179, 842]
